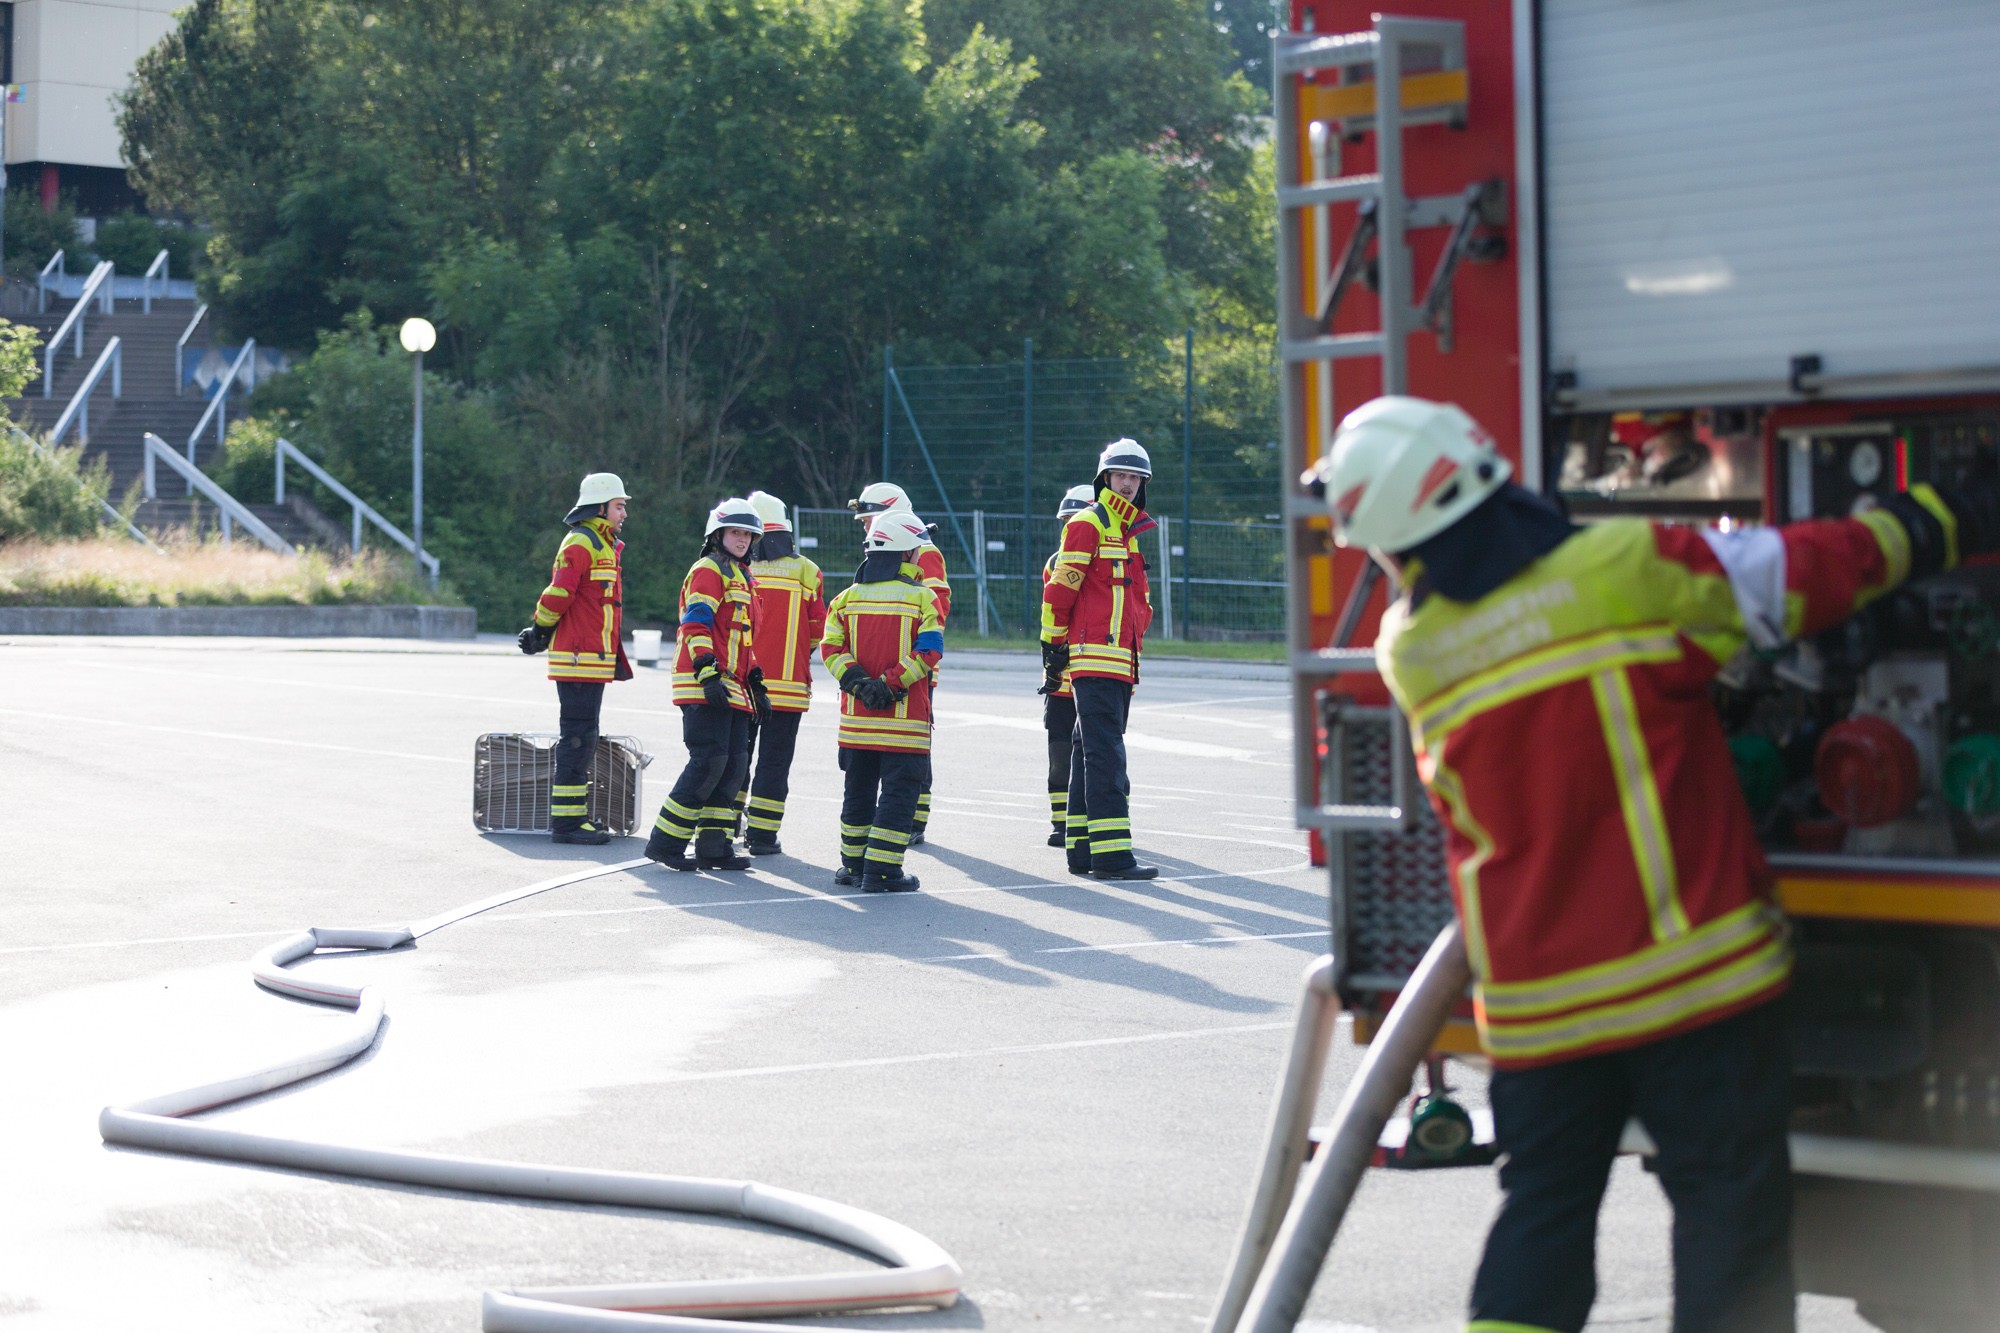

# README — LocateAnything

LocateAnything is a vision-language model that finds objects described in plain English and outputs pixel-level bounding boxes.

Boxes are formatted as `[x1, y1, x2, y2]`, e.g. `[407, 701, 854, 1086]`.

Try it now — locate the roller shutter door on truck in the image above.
[1539, 0, 2000, 410]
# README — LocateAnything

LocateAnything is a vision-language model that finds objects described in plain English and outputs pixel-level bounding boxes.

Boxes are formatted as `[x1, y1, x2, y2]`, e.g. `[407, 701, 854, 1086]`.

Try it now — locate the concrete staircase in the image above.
[10, 295, 328, 549]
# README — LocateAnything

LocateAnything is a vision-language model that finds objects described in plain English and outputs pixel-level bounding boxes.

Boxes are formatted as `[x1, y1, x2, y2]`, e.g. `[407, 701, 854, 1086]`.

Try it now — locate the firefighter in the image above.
[517, 472, 633, 845]
[1310, 395, 2000, 1333]
[1038, 483, 1097, 846]
[734, 489, 826, 855]
[1042, 440, 1159, 880]
[644, 497, 769, 873]
[819, 509, 944, 892]
[849, 482, 951, 843]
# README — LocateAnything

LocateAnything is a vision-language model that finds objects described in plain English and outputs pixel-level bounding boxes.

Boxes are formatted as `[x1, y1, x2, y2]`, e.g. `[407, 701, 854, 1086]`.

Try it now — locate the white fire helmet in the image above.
[573, 472, 630, 509]
[704, 497, 764, 538]
[849, 482, 913, 520]
[747, 490, 791, 532]
[1056, 483, 1095, 518]
[1309, 396, 1511, 552]
[864, 510, 930, 554]
[1096, 438, 1152, 478]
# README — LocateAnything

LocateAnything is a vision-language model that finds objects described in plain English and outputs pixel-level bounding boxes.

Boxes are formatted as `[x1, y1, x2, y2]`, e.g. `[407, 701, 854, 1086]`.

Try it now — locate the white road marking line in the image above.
[1128, 693, 1286, 712]
[917, 928, 1328, 962]
[648, 1021, 1294, 1085]
[0, 707, 462, 764]
[0, 862, 1320, 954]
[1134, 782, 1290, 804]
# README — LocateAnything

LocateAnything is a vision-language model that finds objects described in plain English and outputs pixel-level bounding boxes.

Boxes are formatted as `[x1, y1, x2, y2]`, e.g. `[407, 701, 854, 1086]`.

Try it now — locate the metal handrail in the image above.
[37, 250, 64, 314]
[175, 303, 209, 397]
[275, 437, 439, 584]
[185, 337, 256, 478]
[8, 425, 159, 550]
[141, 249, 170, 314]
[42, 260, 115, 398]
[142, 432, 294, 554]
[48, 337, 121, 445]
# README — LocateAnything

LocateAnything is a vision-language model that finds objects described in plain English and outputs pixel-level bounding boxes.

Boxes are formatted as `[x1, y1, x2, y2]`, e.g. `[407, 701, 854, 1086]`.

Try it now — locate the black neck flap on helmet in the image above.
[855, 550, 910, 584]
[565, 502, 606, 527]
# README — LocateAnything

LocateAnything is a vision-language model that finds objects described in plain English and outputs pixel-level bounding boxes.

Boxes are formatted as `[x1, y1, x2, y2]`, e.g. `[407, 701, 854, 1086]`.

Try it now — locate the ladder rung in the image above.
[1297, 804, 1408, 831]
[1280, 333, 1384, 364]
[1291, 649, 1378, 676]
[1277, 174, 1381, 210]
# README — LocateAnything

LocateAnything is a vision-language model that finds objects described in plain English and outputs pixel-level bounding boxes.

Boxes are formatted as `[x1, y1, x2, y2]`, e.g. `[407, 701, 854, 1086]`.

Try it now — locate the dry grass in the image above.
[0, 535, 456, 608]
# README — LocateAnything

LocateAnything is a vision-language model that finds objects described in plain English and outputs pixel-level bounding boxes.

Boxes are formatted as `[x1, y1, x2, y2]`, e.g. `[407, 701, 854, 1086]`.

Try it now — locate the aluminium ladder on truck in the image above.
[1207, 17, 1497, 1333]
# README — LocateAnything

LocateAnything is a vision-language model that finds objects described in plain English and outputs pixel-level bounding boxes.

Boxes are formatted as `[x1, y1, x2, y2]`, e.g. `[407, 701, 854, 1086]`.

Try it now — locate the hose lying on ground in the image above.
[97, 859, 963, 1331]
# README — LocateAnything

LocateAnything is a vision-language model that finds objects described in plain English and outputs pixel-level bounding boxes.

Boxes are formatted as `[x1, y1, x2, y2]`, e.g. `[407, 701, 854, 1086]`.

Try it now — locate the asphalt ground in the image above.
[0, 636, 1877, 1332]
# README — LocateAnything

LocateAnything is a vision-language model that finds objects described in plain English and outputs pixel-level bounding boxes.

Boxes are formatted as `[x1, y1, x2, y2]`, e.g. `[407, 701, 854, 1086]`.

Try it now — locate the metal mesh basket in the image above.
[473, 734, 653, 835]
[1335, 712, 1455, 994]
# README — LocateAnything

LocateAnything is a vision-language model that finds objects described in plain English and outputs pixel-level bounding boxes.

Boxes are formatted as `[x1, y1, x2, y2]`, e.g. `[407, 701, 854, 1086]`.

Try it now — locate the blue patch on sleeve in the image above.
[680, 604, 716, 626]
[915, 630, 944, 653]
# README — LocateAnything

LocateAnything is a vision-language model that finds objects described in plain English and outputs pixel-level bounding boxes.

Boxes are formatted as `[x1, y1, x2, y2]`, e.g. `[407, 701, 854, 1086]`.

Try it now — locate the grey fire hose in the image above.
[98, 859, 962, 1330]
[1208, 923, 1469, 1333]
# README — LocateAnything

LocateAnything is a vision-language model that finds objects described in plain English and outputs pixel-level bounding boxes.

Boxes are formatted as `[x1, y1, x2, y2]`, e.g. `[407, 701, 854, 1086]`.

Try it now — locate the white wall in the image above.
[7, 0, 185, 169]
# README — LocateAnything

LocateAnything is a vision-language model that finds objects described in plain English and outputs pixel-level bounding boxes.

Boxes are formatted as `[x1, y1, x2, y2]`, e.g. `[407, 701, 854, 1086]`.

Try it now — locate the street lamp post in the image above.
[398, 317, 437, 576]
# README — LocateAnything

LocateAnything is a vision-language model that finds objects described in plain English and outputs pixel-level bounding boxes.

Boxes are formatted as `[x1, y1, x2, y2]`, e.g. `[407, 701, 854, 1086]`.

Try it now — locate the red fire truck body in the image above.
[1281, 2, 2000, 1322]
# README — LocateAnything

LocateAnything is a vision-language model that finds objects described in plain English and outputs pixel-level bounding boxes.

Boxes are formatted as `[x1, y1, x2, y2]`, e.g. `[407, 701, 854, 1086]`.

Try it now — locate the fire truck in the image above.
[1212, 2, 2000, 1329]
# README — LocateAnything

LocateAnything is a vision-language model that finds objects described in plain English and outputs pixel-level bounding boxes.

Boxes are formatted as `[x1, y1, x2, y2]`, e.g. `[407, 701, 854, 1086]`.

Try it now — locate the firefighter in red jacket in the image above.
[644, 497, 769, 873]
[1038, 483, 1096, 845]
[1312, 396, 2000, 1333]
[517, 472, 632, 845]
[735, 489, 826, 856]
[1042, 440, 1158, 880]
[850, 482, 951, 843]
[820, 509, 944, 892]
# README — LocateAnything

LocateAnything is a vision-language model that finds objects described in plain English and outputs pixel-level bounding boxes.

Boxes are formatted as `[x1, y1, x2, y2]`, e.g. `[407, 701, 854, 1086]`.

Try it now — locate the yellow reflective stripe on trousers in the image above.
[1480, 936, 1790, 1062]
[1412, 626, 1682, 746]
[1590, 667, 1691, 942]
[1426, 760, 1493, 979]
[1480, 900, 1781, 1020]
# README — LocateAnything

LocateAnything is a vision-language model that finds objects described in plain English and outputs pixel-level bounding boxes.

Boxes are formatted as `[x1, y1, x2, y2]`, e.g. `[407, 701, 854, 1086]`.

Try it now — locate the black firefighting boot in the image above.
[694, 824, 751, 871]
[862, 870, 921, 893]
[644, 832, 694, 871]
[553, 820, 613, 846]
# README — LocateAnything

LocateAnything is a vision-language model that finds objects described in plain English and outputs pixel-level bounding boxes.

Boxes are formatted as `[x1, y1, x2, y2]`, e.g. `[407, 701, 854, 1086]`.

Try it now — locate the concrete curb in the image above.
[0, 604, 476, 639]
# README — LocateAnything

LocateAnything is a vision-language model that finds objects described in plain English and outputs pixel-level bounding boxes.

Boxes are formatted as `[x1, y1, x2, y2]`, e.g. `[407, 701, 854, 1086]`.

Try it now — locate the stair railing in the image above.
[141, 249, 170, 314]
[175, 303, 209, 397]
[42, 260, 115, 397]
[183, 338, 255, 493]
[37, 250, 65, 313]
[275, 437, 440, 585]
[142, 432, 294, 554]
[48, 337, 121, 445]
[8, 425, 158, 550]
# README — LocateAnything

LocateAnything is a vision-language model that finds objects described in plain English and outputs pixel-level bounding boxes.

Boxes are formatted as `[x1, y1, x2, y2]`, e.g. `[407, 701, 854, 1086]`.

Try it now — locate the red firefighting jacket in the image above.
[532, 517, 630, 683]
[1041, 488, 1154, 683]
[672, 553, 757, 712]
[819, 576, 944, 752]
[1375, 511, 1919, 1068]
[748, 552, 827, 713]
[1039, 552, 1073, 699]
[904, 541, 951, 625]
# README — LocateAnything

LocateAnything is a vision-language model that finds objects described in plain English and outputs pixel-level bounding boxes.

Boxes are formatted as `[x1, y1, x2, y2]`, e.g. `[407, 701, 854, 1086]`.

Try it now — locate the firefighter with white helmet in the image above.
[1313, 394, 2000, 1333]
[517, 472, 633, 845]
[1037, 483, 1097, 845]
[730, 489, 827, 855]
[819, 509, 945, 892]
[849, 481, 952, 842]
[644, 497, 767, 872]
[1042, 439, 1160, 879]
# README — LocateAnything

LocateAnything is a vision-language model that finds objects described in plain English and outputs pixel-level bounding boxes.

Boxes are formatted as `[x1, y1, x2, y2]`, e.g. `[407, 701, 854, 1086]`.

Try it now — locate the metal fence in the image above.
[795, 507, 1284, 641]
[869, 337, 1283, 639]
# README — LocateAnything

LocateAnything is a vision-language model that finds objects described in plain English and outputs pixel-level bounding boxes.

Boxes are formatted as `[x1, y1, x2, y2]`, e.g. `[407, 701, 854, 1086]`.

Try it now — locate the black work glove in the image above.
[856, 676, 896, 710]
[517, 624, 553, 655]
[839, 664, 870, 696]
[747, 674, 773, 727]
[747, 665, 765, 686]
[1042, 639, 1070, 674]
[691, 651, 730, 709]
[1882, 481, 2000, 580]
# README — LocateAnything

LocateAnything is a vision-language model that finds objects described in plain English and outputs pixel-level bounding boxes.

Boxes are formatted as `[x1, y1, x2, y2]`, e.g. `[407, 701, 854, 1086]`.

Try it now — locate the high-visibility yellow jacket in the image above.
[1041, 488, 1154, 683]
[1039, 552, 1073, 699]
[819, 577, 943, 752]
[1375, 511, 1916, 1068]
[531, 517, 629, 683]
[748, 552, 826, 712]
[671, 554, 756, 712]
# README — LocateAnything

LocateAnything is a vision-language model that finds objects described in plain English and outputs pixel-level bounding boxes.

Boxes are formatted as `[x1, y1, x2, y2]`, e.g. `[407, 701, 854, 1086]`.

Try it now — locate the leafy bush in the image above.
[89, 211, 205, 280]
[0, 535, 453, 607]
[3, 189, 83, 279]
[0, 431, 115, 542]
